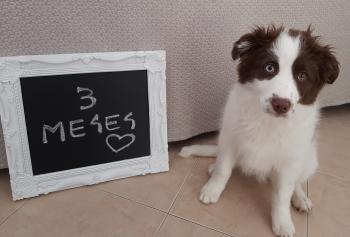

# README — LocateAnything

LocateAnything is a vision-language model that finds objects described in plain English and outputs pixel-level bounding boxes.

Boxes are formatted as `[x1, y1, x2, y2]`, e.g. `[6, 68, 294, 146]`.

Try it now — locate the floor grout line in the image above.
[167, 156, 200, 214]
[93, 154, 201, 215]
[96, 187, 167, 214]
[0, 200, 27, 227]
[169, 213, 236, 237]
[153, 213, 168, 237]
[165, 155, 240, 237]
[316, 170, 350, 183]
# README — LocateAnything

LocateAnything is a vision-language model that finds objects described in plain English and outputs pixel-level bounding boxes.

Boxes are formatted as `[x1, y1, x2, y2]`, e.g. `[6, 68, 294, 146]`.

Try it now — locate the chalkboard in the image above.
[20, 70, 150, 175]
[0, 51, 168, 200]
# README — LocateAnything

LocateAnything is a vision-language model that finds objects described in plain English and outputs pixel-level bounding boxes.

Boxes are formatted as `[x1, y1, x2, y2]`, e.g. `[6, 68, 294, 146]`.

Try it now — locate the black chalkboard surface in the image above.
[20, 70, 150, 175]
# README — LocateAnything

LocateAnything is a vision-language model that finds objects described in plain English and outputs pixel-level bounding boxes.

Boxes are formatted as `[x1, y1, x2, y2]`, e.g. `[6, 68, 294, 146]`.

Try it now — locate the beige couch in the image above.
[1, 1, 349, 168]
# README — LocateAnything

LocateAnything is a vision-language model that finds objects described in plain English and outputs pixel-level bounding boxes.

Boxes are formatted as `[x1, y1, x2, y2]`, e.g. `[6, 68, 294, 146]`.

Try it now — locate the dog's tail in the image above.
[179, 145, 218, 158]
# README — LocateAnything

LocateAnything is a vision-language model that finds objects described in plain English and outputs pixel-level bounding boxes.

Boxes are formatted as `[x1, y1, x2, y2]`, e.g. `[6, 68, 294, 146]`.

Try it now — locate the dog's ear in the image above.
[319, 49, 340, 84]
[232, 25, 283, 61]
[302, 26, 340, 84]
[232, 36, 254, 60]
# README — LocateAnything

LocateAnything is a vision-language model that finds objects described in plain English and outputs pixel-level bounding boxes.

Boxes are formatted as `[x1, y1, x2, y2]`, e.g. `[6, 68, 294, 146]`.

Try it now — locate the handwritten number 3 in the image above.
[77, 87, 97, 110]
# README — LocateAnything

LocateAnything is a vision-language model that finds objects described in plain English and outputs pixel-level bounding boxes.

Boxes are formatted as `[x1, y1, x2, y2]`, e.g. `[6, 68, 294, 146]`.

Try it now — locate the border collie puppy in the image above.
[179, 26, 339, 237]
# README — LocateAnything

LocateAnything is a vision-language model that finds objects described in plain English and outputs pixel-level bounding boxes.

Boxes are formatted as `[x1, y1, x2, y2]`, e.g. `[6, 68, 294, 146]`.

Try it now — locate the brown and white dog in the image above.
[179, 26, 340, 237]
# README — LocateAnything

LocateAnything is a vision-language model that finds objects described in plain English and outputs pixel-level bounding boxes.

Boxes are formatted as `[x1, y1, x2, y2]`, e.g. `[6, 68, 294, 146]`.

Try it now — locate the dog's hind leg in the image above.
[291, 183, 312, 213]
[179, 145, 218, 158]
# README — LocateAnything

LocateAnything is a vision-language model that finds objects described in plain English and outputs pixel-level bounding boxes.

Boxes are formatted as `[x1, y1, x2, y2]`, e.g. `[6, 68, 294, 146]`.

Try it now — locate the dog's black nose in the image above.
[271, 97, 291, 115]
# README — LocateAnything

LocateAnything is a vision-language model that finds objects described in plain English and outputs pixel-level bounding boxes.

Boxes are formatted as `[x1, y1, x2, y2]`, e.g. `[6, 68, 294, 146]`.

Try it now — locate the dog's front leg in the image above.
[271, 170, 297, 237]
[199, 143, 235, 204]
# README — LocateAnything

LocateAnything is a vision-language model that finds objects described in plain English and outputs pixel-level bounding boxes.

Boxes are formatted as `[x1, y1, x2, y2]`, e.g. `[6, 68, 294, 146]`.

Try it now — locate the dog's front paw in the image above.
[292, 195, 312, 213]
[199, 182, 222, 204]
[272, 217, 295, 237]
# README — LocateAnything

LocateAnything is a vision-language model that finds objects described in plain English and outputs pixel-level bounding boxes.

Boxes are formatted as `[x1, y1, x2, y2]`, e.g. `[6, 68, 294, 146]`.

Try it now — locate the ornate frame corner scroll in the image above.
[0, 51, 168, 200]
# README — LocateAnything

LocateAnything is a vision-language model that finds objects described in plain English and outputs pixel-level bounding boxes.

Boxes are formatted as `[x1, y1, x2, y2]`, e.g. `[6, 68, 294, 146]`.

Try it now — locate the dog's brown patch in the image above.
[232, 25, 283, 83]
[289, 26, 340, 105]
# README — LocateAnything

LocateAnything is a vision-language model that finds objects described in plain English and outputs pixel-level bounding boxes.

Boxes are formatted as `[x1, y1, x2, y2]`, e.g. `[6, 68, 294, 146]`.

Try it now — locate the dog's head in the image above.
[232, 25, 340, 117]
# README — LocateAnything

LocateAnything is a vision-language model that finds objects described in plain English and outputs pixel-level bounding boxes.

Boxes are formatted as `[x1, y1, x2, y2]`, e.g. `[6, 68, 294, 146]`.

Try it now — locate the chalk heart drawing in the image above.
[106, 133, 136, 153]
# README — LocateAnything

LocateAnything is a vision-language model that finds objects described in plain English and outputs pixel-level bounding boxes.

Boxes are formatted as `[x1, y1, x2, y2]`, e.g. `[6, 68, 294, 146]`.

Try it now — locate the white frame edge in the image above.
[0, 51, 169, 200]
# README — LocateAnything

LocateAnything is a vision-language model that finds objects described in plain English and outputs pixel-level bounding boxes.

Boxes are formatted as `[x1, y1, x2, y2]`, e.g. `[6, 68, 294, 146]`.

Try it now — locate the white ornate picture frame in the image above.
[0, 51, 168, 200]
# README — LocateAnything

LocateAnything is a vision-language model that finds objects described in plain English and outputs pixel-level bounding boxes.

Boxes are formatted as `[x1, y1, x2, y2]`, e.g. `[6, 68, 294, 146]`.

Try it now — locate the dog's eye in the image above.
[297, 72, 307, 82]
[264, 63, 276, 73]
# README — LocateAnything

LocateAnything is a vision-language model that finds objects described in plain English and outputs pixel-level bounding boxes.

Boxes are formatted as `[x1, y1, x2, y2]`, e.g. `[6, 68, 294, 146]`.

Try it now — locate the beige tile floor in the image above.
[0, 104, 349, 237]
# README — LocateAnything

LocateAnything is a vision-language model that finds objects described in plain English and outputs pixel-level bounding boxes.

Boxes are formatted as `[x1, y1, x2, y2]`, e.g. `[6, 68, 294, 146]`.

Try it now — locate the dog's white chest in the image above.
[233, 113, 309, 181]
[235, 123, 284, 180]
[221, 83, 319, 181]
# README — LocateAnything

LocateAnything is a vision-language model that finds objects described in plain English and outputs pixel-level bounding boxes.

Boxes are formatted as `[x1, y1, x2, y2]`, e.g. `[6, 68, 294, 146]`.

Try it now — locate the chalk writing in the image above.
[106, 133, 136, 154]
[42, 122, 65, 144]
[124, 112, 136, 130]
[42, 87, 137, 154]
[69, 119, 86, 138]
[77, 87, 97, 110]
[90, 114, 103, 134]
[105, 114, 120, 130]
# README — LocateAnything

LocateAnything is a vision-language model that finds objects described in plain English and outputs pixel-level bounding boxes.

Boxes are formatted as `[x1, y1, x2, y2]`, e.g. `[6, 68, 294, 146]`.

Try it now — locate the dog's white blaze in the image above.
[271, 32, 301, 103]
[273, 31, 301, 66]
[251, 31, 301, 114]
